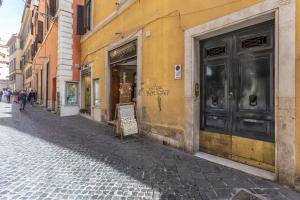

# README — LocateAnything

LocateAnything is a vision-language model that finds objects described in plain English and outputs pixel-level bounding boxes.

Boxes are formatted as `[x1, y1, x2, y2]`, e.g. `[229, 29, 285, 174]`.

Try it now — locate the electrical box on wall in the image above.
[174, 64, 182, 80]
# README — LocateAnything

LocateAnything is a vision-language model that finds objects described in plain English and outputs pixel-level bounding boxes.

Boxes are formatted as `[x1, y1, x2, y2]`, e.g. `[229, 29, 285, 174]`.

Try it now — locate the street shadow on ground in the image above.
[0, 103, 299, 200]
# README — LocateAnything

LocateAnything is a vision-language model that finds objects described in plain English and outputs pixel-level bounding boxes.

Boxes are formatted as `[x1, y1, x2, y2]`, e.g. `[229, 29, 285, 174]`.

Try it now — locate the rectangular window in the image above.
[85, 0, 92, 31]
[25, 66, 32, 79]
[66, 82, 79, 105]
[93, 79, 100, 106]
[77, 0, 92, 35]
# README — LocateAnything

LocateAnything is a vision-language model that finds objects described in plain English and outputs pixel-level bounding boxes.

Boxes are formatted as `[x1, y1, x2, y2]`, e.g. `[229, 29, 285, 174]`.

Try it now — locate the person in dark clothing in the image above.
[6, 89, 12, 103]
[19, 90, 27, 111]
[0, 90, 3, 102]
[28, 90, 35, 107]
[33, 90, 37, 102]
[14, 91, 20, 104]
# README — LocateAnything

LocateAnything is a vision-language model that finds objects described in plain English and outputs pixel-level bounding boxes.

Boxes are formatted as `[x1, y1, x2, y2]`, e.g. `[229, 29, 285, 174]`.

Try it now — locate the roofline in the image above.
[6, 34, 18, 46]
[0, 44, 8, 48]
[19, 2, 30, 36]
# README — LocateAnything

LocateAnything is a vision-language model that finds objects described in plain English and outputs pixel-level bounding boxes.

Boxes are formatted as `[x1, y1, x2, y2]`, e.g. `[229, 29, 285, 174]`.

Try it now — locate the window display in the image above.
[66, 82, 78, 105]
[93, 79, 100, 106]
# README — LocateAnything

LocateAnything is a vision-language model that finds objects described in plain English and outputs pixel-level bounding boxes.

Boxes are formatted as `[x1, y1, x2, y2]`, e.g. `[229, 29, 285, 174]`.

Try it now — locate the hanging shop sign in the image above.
[109, 41, 137, 64]
[81, 66, 91, 76]
[115, 103, 138, 139]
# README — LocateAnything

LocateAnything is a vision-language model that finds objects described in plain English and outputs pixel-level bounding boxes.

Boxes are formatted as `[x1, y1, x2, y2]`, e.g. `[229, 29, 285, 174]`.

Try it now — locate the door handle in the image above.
[195, 82, 200, 97]
[249, 95, 258, 106]
[229, 91, 234, 99]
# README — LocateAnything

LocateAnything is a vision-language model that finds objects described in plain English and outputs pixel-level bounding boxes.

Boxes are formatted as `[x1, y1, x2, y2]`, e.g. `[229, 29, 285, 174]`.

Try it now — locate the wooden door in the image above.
[200, 20, 275, 171]
[110, 69, 120, 120]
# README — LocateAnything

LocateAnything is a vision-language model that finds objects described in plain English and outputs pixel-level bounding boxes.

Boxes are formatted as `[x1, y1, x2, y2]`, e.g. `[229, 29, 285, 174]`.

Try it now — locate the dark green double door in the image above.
[200, 20, 275, 142]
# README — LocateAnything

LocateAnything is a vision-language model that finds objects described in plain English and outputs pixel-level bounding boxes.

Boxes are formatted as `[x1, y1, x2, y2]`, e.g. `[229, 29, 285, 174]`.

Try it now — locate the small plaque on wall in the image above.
[174, 64, 182, 80]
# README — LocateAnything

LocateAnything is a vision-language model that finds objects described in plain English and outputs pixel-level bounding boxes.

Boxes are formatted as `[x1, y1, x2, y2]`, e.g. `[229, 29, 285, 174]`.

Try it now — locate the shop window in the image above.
[66, 82, 78, 105]
[93, 79, 100, 106]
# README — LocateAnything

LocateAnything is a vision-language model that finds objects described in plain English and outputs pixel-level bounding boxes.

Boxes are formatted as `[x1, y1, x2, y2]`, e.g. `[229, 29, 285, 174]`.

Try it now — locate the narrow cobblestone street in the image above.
[0, 102, 299, 200]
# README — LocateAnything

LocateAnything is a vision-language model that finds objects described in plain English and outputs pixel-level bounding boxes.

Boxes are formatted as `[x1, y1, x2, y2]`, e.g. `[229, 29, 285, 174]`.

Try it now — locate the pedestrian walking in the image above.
[33, 90, 37, 102]
[28, 90, 35, 107]
[5, 89, 12, 103]
[19, 90, 27, 111]
[0, 90, 3, 102]
[14, 91, 20, 104]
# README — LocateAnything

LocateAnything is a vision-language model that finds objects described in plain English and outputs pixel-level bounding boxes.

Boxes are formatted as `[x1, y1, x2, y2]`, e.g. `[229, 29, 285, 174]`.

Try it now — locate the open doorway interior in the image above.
[83, 75, 91, 114]
[110, 59, 137, 121]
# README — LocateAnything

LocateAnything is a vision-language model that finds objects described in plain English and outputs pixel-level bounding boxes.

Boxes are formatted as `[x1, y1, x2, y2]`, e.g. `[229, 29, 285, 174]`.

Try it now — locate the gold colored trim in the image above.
[200, 131, 275, 172]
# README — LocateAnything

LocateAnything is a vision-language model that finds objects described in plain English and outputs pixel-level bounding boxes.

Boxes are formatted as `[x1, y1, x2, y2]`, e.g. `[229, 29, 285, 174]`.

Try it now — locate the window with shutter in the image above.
[31, 44, 34, 58]
[49, 0, 57, 16]
[77, 5, 85, 35]
[46, 1, 50, 30]
[84, 0, 92, 32]
[37, 21, 43, 43]
[31, 22, 33, 35]
[34, 41, 38, 54]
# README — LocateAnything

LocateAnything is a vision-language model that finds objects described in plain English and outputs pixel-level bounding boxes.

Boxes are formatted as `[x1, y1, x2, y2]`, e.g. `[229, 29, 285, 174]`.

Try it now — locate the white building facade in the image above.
[0, 40, 9, 88]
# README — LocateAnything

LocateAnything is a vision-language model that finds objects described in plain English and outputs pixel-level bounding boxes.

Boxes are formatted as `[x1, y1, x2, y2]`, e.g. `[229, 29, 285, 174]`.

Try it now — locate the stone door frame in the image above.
[105, 31, 143, 124]
[184, 0, 296, 185]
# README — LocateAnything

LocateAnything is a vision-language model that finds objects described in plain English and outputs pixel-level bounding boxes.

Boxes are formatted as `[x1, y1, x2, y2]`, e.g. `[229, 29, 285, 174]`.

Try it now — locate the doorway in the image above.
[83, 76, 91, 112]
[108, 40, 137, 121]
[52, 78, 57, 110]
[200, 20, 275, 171]
[80, 66, 92, 115]
[110, 62, 137, 120]
[45, 62, 49, 108]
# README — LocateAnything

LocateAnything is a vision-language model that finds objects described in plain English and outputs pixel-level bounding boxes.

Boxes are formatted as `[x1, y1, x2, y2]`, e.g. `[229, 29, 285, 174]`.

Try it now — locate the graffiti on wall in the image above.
[146, 84, 170, 112]
[146, 84, 169, 97]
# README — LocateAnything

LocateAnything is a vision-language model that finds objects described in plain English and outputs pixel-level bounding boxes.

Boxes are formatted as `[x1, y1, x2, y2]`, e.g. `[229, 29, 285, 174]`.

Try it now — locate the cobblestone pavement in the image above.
[0, 102, 299, 200]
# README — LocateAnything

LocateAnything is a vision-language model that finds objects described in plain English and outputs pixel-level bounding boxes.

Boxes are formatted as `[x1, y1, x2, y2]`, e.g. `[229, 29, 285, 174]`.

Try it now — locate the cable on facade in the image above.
[21, 0, 57, 23]
[80, 0, 243, 66]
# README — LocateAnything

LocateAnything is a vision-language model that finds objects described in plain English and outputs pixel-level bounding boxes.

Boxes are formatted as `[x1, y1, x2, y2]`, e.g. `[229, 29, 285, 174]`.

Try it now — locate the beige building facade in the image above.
[0, 41, 9, 81]
[7, 34, 23, 91]
[19, 4, 35, 91]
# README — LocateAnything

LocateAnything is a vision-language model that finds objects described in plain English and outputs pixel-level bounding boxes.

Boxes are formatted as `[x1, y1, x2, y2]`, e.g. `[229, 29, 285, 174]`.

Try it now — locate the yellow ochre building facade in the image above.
[79, 0, 300, 189]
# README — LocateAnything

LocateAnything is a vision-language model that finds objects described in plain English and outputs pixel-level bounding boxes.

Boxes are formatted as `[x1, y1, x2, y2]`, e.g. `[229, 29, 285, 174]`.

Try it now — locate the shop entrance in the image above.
[81, 66, 91, 115]
[110, 60, 137, 120]
[200, 20, 275, 171]
[109, 41, 137, 121]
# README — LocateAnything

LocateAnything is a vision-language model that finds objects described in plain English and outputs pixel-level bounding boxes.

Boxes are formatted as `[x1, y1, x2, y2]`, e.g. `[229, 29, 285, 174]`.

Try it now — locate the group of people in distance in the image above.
[0, 88, 37, 111]
[15, 90, 37, 111]
[0, 89, 13, 103]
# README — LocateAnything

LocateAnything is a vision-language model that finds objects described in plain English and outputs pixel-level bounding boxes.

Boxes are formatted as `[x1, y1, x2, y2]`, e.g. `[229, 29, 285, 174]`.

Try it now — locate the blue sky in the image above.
[0, 0, 24, 43]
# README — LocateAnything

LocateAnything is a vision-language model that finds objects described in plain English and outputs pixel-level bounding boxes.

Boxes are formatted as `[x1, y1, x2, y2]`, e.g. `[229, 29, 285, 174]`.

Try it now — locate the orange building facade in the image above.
[29, 0, 82, 116]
